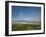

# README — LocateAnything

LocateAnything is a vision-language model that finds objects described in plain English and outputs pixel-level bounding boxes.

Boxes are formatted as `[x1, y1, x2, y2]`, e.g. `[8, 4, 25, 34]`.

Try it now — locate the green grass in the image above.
[12, 23, 41, 31]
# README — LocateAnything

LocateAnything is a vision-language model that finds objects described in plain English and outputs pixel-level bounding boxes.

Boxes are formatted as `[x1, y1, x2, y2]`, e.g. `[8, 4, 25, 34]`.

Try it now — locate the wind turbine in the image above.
[19, 10, 24, 20]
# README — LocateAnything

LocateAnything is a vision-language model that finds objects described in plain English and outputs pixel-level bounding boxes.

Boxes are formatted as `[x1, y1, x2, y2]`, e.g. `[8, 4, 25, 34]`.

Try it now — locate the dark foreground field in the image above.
[12, 23, 41, 31]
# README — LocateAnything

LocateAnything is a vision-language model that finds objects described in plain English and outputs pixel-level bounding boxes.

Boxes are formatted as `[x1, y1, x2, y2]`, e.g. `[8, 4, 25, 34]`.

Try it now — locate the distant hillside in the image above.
[12, 20, 40, 22]
[12, 20, 41, 25]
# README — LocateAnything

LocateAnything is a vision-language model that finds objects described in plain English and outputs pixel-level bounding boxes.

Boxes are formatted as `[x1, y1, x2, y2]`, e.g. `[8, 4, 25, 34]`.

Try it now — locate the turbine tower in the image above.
[19, 10, 24, 20]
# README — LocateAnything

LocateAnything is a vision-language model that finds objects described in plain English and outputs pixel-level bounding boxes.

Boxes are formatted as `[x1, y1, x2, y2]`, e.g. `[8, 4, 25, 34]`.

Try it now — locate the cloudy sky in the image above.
[12, 6, 41, 22]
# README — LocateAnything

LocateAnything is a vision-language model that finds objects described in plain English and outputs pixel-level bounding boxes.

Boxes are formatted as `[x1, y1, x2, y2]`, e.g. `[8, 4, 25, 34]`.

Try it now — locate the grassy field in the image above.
[12, 23, 41, 31]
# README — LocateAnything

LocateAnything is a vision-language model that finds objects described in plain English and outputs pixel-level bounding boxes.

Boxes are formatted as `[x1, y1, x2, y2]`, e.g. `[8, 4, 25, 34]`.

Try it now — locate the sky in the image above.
[12, 6, 41, 22]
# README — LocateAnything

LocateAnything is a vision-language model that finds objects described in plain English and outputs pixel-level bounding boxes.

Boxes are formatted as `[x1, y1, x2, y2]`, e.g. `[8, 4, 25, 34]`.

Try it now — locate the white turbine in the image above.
[19, 11, 24, 20]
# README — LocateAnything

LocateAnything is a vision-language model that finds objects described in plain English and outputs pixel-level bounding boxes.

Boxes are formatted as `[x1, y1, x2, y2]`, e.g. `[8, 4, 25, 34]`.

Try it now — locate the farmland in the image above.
[12, 22, 41, 31]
